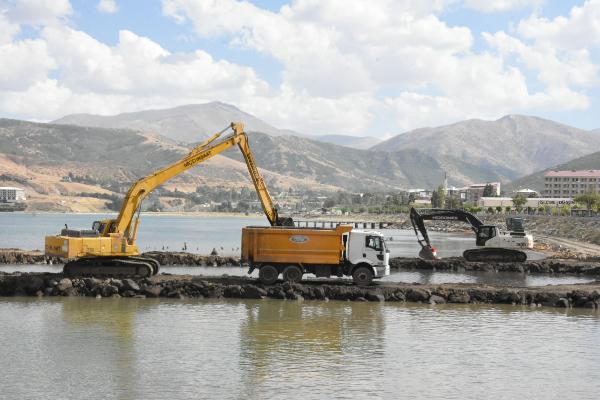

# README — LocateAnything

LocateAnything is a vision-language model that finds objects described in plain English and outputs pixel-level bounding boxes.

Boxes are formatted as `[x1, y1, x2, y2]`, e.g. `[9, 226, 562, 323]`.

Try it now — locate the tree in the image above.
[574, 191, 600, 216]
[483, 184, 495, 197]
[512, 193, 527, 211]
[431, 190, 439, 208]
[437, 184, 446, 208]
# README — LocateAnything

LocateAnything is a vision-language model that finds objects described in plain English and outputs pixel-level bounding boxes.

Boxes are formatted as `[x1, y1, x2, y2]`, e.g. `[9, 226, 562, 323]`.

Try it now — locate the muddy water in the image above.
[0, 297, 598, 399]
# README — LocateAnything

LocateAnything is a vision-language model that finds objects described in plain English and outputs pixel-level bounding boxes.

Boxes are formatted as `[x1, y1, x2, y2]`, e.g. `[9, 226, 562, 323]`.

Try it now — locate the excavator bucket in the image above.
[418, 245, 439, 260]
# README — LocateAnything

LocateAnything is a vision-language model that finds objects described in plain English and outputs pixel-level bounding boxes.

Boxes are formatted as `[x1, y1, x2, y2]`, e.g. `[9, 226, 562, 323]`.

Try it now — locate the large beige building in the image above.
[543, 170, 600, 198]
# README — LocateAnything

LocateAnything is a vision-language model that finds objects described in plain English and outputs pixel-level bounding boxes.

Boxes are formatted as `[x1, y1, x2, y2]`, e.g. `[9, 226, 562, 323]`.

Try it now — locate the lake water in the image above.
[0, 297, 598, 399]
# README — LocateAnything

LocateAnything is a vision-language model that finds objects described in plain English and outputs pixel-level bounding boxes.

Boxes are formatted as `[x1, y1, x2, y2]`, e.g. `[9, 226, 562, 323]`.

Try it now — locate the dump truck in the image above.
[242, 225, 390, 285]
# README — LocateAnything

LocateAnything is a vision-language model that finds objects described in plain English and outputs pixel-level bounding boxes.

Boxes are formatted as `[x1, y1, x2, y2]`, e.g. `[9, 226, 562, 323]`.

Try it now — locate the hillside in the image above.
[0, 119, 334, 211]
[53, 102, 293, 143]
[505, 151, 600, 193]
[311, 134, 381, 150]
[222, 131, 503, 189]
[371, 115, 600, 183]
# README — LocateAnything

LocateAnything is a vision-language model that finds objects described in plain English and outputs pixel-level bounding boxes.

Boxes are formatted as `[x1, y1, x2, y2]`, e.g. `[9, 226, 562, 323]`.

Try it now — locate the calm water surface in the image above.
[0, 297, 598, 400]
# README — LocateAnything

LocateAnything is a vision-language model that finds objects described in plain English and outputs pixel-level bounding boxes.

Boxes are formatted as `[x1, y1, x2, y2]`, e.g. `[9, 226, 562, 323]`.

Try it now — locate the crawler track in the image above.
[63, 256, 160, 277]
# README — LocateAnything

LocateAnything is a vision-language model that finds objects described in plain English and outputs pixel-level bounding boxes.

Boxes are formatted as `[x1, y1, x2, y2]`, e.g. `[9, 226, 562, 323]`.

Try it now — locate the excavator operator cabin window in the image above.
[366, 236, 382, 251]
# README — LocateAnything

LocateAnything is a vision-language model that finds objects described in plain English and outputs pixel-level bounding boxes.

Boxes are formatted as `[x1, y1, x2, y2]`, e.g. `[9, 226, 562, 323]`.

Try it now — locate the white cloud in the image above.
[0, 13, 20, 44]
[6, 0, 72, 25]
[0, 0, 597, 135]
[463, 0, 543, 13]
[97, 0, 118, 14]
[517, 0, 600, 50]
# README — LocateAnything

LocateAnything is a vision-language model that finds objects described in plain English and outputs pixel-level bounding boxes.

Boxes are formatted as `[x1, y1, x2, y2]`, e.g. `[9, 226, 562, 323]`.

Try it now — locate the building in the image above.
[0, 187, 26, 202]
[466, 182, 501, 203]
[513, 188, 539, 198]
[543, 170, 600, 198]
[478, 197, 574, 209]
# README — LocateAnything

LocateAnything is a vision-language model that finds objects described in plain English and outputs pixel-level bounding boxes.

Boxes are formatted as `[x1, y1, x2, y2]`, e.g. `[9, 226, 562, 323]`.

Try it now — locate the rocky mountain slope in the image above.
[52, 102, 293, 143]
[371, 115, 600, 183]
[311, 134, 381, 150]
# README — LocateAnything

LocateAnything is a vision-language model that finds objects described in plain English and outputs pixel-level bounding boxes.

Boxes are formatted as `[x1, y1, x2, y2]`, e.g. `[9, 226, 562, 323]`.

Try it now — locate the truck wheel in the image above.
[259, 265, 279, 285]
[282, 265, 303, 283]
[352, 266, 373, 286]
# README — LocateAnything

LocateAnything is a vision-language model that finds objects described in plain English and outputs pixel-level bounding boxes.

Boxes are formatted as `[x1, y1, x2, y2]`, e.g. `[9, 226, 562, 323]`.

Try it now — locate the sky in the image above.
[1, 0, 599, 137]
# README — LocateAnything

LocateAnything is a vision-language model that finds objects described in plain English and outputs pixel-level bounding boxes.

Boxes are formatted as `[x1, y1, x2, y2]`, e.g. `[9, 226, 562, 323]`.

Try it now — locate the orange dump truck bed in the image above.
[241, 225, 353, 265]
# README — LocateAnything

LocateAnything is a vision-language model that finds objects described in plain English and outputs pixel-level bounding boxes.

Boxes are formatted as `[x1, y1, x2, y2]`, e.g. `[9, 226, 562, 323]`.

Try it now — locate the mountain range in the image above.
[2, 102, 600, 211]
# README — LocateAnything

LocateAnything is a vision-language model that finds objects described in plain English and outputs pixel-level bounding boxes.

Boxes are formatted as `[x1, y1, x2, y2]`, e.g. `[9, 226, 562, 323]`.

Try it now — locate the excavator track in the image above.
[63, 256, 160, 277]
[463, 248, 527, 263]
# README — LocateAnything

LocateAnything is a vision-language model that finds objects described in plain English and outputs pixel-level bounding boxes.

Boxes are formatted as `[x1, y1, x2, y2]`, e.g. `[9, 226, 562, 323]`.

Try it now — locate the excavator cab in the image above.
[475, 225, 498, 246]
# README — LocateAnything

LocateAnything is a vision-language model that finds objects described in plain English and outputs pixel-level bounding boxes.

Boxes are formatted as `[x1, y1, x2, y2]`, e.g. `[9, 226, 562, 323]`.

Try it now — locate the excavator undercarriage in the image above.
[63, 256, 160, 277]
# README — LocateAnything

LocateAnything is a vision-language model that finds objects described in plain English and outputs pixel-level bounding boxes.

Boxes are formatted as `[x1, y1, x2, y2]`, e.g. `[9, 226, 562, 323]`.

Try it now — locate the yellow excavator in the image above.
[45, 122, 293, 277]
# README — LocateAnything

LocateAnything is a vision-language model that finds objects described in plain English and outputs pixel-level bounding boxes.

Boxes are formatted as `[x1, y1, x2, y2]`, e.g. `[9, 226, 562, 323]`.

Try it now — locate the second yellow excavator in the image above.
[45, 122, 293, 277]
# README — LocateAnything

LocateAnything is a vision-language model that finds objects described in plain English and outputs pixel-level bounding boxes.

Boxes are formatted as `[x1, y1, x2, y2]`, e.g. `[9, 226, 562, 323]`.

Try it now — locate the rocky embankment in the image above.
[390, 258, 600, 275]
[0, 273, 599, 309]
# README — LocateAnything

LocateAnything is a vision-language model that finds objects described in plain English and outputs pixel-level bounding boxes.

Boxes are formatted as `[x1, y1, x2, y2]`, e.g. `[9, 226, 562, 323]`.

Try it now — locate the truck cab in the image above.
[344, 230, 390, 284]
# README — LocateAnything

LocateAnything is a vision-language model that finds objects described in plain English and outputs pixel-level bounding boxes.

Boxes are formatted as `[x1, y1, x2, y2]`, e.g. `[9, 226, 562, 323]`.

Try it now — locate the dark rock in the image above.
[224, 285, 242, 298]
[63, 287, 79, 297]
[355, 296, 367, 302]
[240, 285, 265, 299]
[366, 293, 385, 302]
[101, 285, 119, 297]
[448, 291, 470, 304]
[110, 279, 123, 289]
[83, 277, 101, 289]
[495, 289, 520, 304]
[22, 276, 45, 293]
[406, 288, 430, 302]
[133, 294, 146, 299]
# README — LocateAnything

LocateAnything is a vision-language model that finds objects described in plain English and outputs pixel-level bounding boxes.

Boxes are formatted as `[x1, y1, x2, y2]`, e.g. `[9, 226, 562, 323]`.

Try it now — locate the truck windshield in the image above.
[366, 235, 383, 251]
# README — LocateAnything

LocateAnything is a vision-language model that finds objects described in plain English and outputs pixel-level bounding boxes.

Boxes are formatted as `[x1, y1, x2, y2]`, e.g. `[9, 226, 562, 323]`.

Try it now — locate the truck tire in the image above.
[352, 266, 373, 286]
[259, 265, 279, 285]
[282, 265, 303, 283]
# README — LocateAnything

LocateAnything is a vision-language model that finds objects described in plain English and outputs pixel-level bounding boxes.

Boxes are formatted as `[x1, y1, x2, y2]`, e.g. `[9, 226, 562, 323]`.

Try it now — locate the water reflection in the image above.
[238, 300, 386, 399]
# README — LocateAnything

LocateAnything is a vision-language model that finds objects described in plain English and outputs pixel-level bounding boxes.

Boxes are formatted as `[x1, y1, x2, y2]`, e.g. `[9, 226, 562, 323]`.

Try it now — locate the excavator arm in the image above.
[107, 122, 289, 243]
[409, 208, 484, 260]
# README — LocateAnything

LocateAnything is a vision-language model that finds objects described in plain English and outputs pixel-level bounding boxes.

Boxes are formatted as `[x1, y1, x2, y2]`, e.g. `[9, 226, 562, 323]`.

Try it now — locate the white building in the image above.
[543, 170, 600, 198]
[478, 197, 574, 208]
[0, 187, 26, 202]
